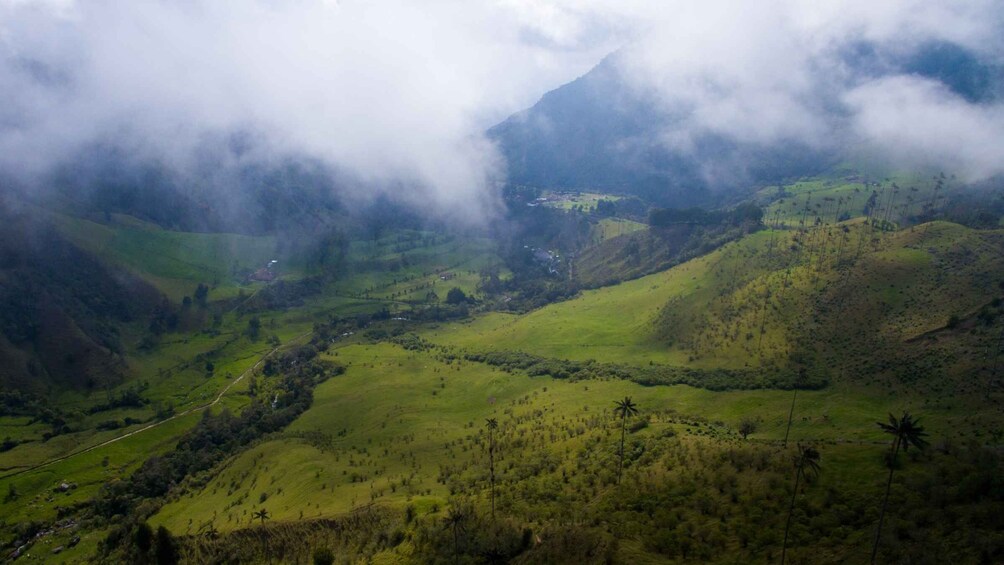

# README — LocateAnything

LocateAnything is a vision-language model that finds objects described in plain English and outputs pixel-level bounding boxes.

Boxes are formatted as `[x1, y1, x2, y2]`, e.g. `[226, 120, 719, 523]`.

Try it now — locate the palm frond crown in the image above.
[614, 397, 639, 418]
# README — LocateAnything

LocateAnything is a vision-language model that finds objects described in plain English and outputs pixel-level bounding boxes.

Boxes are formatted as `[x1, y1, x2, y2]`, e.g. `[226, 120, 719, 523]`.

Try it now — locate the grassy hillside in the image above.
[589, 218, 646, 244]
[2, 185, 1003, 563]
[0, 220, 508, 534]
[426, 222, 1002, 392]
[758, 172, 947, 229]
[425, 229, 780, 368]
[146, 341, 1003, 563]
[51, 213, 279, 302]
[573, 220, 752, 289]
[0, 210, 163, 392]
[333, 232, 505, 305]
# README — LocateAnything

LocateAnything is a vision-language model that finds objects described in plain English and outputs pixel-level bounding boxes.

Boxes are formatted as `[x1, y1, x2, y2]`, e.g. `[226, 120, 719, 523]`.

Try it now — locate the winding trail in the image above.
[0, 332, 311, 480]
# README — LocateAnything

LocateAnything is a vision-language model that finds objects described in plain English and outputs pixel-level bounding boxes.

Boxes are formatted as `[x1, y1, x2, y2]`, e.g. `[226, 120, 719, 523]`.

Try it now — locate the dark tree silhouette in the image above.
[871, 412, 928, 564]
[313, 547, 335, 565]
[134, 522, 153, 555]
[784, 371, 808, 447]
[154, 525, 179, 565]
[781, 444, 821, 565]
[614, 397, 639, 484]
[446, 287, 468, 305]
[444, 504, 470, 565]
[486, 417, 498, 519]
[739, 416, 757, 440]
[783, 388, 797, 446]
[252, 507, 270, 525]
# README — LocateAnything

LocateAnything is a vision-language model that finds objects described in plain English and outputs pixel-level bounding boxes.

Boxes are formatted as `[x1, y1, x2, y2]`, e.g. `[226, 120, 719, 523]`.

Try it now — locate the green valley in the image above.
[3, 8, 1004, 562]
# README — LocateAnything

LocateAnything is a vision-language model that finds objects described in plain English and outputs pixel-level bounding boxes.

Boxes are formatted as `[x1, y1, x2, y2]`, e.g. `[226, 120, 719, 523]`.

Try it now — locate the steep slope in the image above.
[0, 205, 161, 392]
[488, 41, 1003, 204]
[488, 55, 711, 204]
[427, 221, 1003, 393]
[487, 53, 831, 205]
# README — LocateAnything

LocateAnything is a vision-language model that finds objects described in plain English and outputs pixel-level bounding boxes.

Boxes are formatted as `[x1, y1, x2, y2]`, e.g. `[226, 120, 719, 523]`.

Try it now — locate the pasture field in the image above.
[335, 234, 505, 305]
[590, 217, 647, 243]
[150, 341, 1001, 563]
[51, 212, 279, 301]
[758, 172, 947, 229]
[541, 190, 619, 211]
[424, 229, 779, 367]
[161, 339, 894, 531]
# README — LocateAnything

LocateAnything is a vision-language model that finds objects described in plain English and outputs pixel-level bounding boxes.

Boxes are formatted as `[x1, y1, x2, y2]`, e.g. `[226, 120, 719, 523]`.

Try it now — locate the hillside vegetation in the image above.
[143, 341, 1003, 563]
[427, 221, 1003, 396]
[1, 173, 1002, 564]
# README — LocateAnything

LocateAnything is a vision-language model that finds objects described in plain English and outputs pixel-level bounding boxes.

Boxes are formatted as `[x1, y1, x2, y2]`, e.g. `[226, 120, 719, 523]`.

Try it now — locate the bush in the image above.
[312, 547, 334, 565]
[446, 287, 468, 305]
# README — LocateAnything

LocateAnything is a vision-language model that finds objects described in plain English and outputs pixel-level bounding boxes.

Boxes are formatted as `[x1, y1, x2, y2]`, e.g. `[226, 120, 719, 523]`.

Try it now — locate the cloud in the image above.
[0, 0, 613, 220]
[504, 0, 1004, 181]
[1, 0, 1003, 220]
[615, 1, 1003, 159]
[846, 75, 1004, 180]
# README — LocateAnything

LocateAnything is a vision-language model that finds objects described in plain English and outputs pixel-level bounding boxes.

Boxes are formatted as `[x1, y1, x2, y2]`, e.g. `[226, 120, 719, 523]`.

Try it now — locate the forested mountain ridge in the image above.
[488, 40, 1004, 206]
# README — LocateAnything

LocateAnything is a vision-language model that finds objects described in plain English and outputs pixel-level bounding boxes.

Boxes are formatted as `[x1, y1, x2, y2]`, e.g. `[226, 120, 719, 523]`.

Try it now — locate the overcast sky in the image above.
[1, 0, 1002, 218]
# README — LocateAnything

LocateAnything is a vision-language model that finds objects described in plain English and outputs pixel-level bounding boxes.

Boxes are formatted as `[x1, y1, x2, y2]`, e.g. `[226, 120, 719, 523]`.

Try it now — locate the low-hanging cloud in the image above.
[1, 0, 1003, 220]
[539, 0, 1004, 182]
[0, 0, 614, 220]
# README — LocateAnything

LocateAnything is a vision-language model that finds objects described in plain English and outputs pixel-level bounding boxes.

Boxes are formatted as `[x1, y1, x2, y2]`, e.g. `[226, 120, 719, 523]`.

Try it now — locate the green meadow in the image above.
[759, 172, 947, 229]
[153, 340, 904, 532]
[590, 218, 647, 243]
[51, 213, 279, 301]
[148, 339, 999, 562]
[541, 191, 619, 211]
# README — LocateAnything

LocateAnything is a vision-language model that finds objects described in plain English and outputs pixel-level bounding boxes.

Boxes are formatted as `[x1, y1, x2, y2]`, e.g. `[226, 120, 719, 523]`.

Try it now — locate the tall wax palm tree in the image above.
[783, 370, 808, 447]
[485, 418, 498, 519]
[444, 504, 469, 565]
[870, 412, 928, 564]
[614, 397, 639, 484]
[252, 508, 270, 525]
[781, 444, 821, 565]
[783, 388, 798, 447]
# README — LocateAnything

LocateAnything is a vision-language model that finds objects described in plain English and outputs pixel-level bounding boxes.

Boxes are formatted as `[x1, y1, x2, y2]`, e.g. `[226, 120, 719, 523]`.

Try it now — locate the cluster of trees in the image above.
[84, 383, 149, 414]
[240, 278, 325, 313]
[451, 348, 826, 391]
[0, 390, 66, 424]
[648, 202, 764, 228]
[593, 196, 647, 220]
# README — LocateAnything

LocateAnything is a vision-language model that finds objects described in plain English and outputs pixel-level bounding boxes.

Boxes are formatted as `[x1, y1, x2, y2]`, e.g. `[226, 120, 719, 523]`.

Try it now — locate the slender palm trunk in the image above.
[990, 323, 1004, 393]
[783, 389, 798, 447]
[871, 437, 902, 564]
[489, 431, 496, 519]
[617, 415, 627, 484]
[757, 287, 771, 359]
[781, 467, 803, 565]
